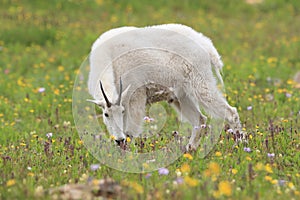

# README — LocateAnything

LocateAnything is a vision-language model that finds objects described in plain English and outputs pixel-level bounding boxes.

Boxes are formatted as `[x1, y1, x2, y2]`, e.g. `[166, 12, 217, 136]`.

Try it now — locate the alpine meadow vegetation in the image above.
[0, 0, 299, 199]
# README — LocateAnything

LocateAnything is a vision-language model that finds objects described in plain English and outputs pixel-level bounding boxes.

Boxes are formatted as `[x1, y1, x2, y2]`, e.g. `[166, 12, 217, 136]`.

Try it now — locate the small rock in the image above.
[48, 178, 122, 200]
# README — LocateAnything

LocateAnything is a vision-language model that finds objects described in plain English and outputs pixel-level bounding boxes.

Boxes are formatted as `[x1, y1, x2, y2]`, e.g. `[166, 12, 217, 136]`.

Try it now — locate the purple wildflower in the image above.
[143, 116, 149, 120]
[90, 164, 100, 171]
[38, 87, 46, 93]
[145, 173, 152, 179]
[144, 116, 154, 122]
[247, 106, 253, 111]
[267, 153, 275, 158]
[285, 93, 292, 98]
[243, 147, 251, 152]
[278, 180, 286, 186]
[175, 177, 184, 184]
[158, 167, 169, 175]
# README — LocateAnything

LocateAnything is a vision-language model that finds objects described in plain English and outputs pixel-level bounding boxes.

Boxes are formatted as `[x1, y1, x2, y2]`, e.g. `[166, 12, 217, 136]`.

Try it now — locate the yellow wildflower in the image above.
[218, 181, 232, 196]
[288, 182, 295, 190]
[77, 140, 84, 145]
[27, 172, 35, 177]
[58, 65, 64, 72]
[17, 78, 26, 87]
[209, 162, 220, 174]
[215, 151, 222, 157]
[231, 169, 238, 175]
[265, 164, 273, 173]
[180, 163, 190, 174]
[110, 135, 116, 140]
[183, 153, 193, 160]
[122, 180, 144, 194]
[254, 162, 264, 171]
[267, 57, 278, 64]
[95, 0, 103, 6]
[184, 176, 199, 187]
[204, 162, 220, 178]
[287, 79, 294, 85]
[265, 176, 272, 181]
[54, 89, 60, 95]
[6, 179, 16, 187]
[110, 15, 118, 23]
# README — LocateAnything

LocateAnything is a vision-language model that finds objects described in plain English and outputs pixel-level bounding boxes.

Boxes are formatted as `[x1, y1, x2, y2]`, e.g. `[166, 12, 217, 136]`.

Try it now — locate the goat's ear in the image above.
[120, 84, 131, 103]
[86, 99, 105, 108]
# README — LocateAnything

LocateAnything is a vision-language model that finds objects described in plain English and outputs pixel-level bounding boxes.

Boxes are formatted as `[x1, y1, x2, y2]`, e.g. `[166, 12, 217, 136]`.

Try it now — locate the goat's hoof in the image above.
[237, 131, 248, 144]
[185, 144, 191, 152]
[185, 143, 197, 152]
[242, 138, 248, 144]
[232, 138, 248, 149]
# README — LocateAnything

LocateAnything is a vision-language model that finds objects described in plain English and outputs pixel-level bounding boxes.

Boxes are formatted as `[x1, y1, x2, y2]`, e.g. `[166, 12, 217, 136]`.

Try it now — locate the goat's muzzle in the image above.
[115, 138, 125, 146]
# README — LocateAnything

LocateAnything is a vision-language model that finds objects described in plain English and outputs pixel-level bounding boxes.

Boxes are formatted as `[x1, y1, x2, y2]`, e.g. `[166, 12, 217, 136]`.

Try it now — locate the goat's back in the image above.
[88, 24, 217, 101]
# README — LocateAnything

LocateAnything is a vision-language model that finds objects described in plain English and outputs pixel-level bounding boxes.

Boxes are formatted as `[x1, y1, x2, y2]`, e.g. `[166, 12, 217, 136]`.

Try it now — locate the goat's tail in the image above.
[210, 53, 224, 88]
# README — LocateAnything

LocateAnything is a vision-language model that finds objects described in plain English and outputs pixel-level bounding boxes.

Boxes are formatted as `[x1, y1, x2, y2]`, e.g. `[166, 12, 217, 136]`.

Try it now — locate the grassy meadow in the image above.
[0, 0, 299, 199]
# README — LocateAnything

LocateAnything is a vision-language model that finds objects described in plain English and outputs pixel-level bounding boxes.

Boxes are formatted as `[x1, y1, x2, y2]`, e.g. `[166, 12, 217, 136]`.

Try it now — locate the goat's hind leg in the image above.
[171, 95, 207, 151]
[197, 88, 246, 144]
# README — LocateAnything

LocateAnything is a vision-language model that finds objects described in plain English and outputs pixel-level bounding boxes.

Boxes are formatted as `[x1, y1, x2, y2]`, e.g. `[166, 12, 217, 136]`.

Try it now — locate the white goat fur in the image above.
[88, 24, 242, 149]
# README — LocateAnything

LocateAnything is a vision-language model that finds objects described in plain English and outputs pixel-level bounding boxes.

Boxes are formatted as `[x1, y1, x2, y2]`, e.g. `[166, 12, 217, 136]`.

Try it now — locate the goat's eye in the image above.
[104, 113, 109, 117]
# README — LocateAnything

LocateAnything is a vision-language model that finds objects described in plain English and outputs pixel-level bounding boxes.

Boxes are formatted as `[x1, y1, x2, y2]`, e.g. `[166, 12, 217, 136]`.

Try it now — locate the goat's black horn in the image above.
[99, 81, 111, 107]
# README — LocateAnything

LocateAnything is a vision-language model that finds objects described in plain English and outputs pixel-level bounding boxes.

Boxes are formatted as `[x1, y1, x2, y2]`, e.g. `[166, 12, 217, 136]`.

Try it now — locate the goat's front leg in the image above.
[124, 88, 147, 138]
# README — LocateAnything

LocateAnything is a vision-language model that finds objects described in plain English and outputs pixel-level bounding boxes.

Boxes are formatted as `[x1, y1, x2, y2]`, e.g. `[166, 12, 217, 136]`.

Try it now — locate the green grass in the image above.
[0, 0, 299, 199]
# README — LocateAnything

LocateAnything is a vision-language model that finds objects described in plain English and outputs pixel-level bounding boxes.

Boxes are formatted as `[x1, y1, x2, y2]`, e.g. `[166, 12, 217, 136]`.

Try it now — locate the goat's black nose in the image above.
[115, 138, 125, 146]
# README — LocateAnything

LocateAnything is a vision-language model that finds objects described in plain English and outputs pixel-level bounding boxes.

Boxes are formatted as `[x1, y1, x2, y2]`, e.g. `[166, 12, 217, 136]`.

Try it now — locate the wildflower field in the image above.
[0, 0, 299, 199]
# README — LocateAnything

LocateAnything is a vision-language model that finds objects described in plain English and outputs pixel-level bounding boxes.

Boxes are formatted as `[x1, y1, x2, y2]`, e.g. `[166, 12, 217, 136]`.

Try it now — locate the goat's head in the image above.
[88, 78, 128, 145]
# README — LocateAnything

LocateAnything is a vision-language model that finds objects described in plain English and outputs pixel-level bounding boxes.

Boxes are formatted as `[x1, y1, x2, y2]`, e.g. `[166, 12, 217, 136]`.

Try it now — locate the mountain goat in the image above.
[87, 24, 243, 150]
